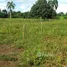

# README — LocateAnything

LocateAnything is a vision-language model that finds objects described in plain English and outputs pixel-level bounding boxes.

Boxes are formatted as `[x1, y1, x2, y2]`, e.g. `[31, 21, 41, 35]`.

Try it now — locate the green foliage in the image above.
[19, 48, 54, 67]
[0, 9, 8, 18]
[56, 12, 67, 19]
[21, 12, 30, 18]
[48, 0, 58, 10]
[30, 0, 57, 19]
[12, 11, 21, 18]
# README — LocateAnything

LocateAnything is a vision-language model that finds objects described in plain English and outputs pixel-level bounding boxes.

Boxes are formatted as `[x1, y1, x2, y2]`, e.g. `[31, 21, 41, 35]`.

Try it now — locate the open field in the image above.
[0, 19, 67, 67]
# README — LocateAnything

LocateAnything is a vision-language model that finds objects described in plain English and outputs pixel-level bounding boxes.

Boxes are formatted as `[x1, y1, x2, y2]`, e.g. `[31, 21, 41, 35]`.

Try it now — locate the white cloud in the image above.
[14, 0, 23, 2]
[20, 5, 31, 12]
[57, 3, 67, 13]
[58, 0, 67, 4]
[0, 3, 6, 10]
[20, 5, 25, 9]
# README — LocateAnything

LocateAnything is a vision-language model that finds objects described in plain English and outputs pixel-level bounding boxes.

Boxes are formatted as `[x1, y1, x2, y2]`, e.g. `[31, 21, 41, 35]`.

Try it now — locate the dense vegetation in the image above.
[0, 0, 58, 19]
[30, 0, 57, 19]
[0, 19, 67, 67]
[0, 9, 67, 19]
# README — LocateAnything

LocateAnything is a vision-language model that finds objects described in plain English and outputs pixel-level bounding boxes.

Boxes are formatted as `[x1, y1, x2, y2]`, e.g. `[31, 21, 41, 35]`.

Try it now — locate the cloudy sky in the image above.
[0, 0, 67, 13]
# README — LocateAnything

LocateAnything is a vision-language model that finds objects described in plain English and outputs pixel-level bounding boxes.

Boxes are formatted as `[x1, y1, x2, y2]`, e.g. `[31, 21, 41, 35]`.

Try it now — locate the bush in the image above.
[18, 48, 54, 67]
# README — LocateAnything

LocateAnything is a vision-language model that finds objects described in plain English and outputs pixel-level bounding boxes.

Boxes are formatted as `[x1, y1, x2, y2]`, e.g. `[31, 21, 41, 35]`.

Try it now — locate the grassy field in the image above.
[0, 19, 67, 67]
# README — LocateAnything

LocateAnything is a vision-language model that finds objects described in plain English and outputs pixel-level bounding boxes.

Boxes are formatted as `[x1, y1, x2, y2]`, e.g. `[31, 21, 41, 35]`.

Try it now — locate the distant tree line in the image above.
[0, 9, 30, 18]
[56, 12, 67, 19]
[0, 0, 67, 19]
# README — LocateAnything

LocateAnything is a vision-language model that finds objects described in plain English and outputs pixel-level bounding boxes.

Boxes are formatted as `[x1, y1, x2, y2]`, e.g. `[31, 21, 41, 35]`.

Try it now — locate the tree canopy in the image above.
[48, 0, 58, 10]
[30, 0, 58, 19]
[7, 1, 15, 18]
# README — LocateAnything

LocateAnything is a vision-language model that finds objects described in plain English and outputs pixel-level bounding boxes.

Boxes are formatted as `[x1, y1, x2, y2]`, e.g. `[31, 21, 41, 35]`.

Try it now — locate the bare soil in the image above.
[0, 44, 24, 67]
[0, 61, 17, 67]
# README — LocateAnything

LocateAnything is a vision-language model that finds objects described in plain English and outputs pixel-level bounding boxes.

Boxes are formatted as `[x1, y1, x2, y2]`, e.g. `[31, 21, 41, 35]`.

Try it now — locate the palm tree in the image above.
[7, 1, 15, 18]
[48, 0, 58, 10]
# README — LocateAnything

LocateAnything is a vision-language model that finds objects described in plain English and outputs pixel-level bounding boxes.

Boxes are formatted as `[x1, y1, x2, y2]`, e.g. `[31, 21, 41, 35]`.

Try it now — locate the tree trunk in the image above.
[10, 9, 11, 18]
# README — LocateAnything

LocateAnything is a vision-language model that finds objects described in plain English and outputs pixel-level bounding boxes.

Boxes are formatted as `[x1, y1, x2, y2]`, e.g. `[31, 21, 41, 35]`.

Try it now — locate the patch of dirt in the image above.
[0, 44, 24, 54]
[0, 61, 17, 67]
[63, 38, 67, 46]
[0, 45, 14, 54]
[0, 44, 24, 67]
[15, 48, 24, 53]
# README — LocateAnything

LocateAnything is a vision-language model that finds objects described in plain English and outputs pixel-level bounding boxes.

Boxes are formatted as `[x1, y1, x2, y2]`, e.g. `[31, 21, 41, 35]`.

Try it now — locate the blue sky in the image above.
[0, 0, 67, 13]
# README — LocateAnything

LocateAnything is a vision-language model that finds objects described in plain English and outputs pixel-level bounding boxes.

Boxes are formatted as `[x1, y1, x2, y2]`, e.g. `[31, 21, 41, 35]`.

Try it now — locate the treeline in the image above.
[56, 12, 67, 19]
[0, 9, 67, 19]
[0, 9, 30, 18]
[0, 0, 67, 19]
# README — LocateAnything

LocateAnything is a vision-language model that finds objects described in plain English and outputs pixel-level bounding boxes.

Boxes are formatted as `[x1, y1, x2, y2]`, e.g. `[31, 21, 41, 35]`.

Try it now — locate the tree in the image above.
[12, 11, 21, 18]
[21, 12, 30, 18]
[0, 9, 1, 13]
[0, 9, 3, 18]
[30, 0, 56, 19]
[2, 9, 8, 18]
[57, 12, 64, 16]
[48, 0, 58, 10]
[7, 1, 15, 18]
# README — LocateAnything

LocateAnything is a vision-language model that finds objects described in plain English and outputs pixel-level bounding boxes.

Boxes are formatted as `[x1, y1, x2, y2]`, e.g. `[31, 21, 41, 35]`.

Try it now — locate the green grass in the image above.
[0, 54, 18, 61]
[0, 19, 67, 67]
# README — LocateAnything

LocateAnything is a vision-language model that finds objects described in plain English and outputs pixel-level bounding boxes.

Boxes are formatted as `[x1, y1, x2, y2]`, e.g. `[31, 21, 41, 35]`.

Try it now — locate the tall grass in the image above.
[0, 19, 67, 67]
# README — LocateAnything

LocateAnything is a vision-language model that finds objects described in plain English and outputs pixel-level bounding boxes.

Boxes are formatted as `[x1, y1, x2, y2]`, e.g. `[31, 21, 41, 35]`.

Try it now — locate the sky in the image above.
[0, 0, 67, 13]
